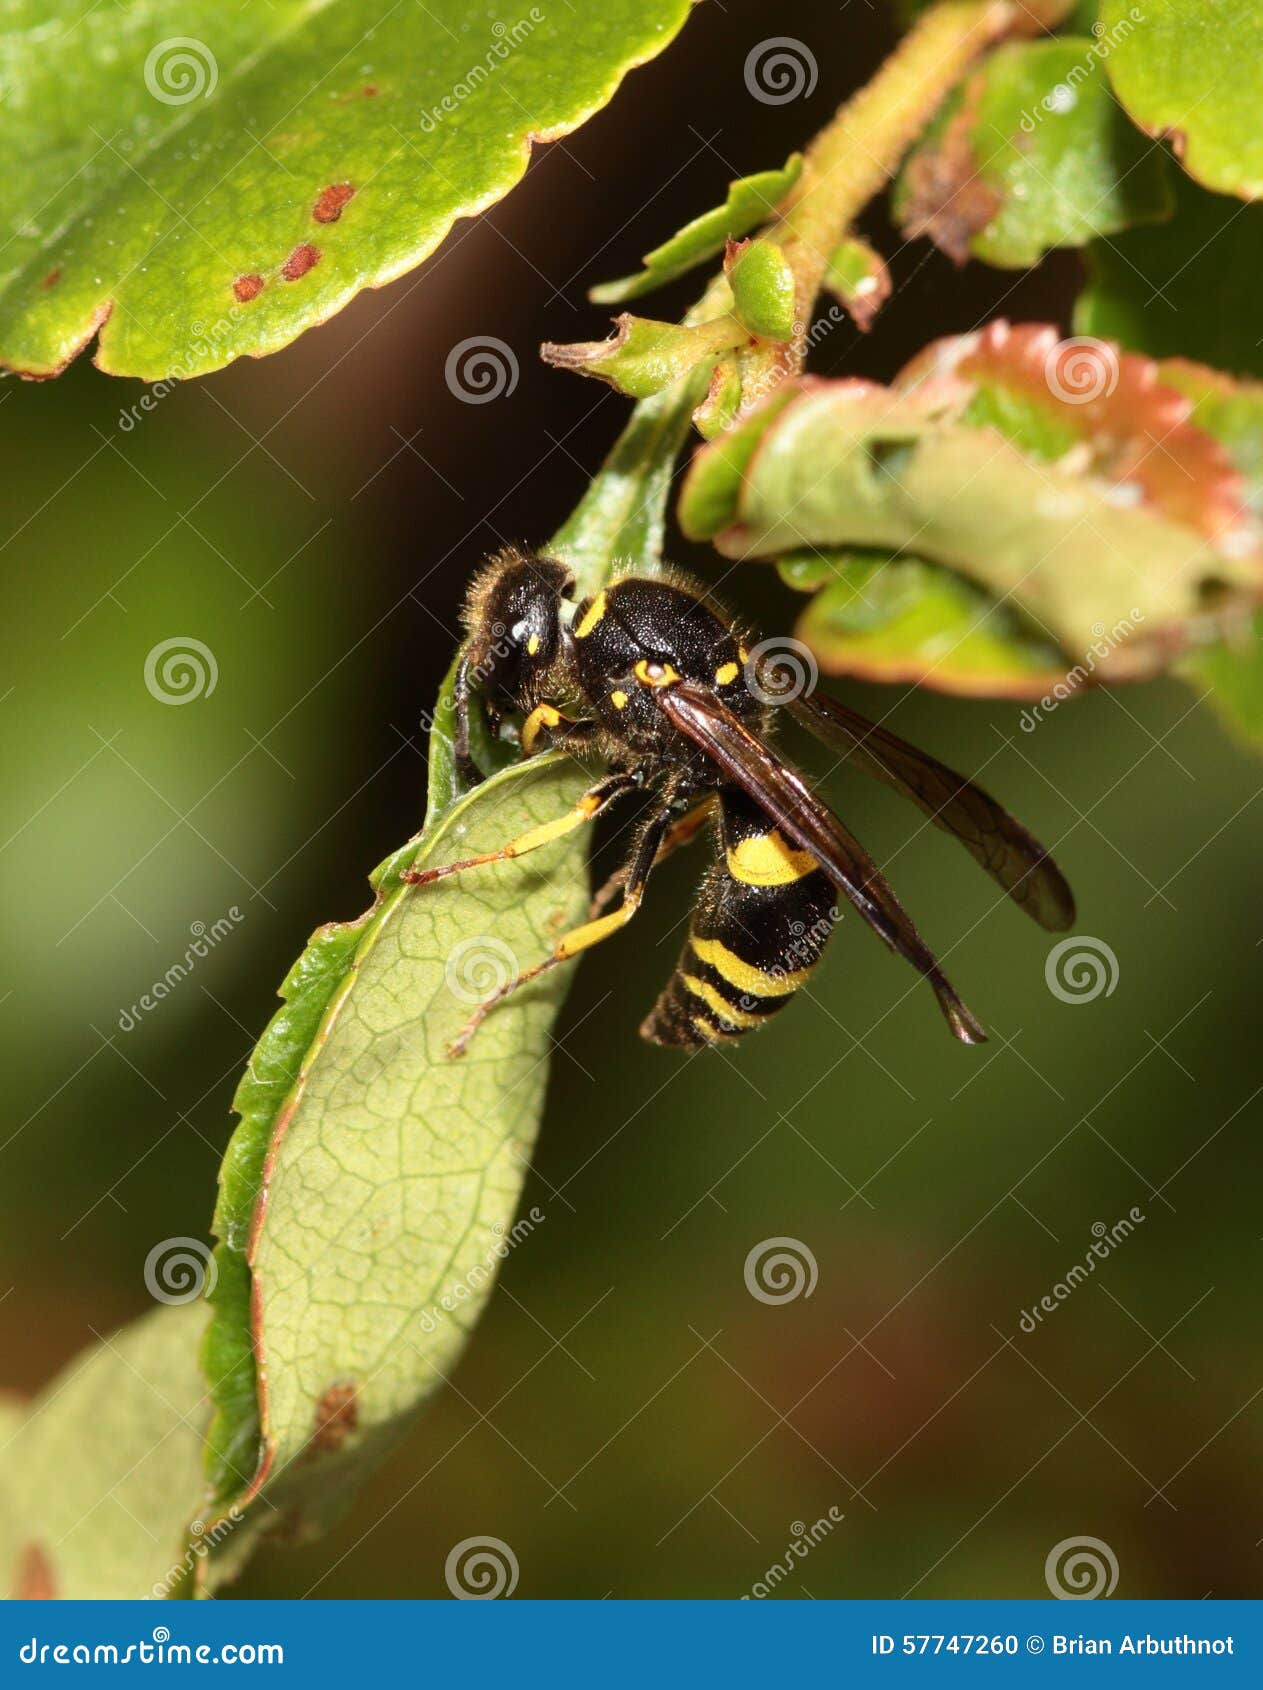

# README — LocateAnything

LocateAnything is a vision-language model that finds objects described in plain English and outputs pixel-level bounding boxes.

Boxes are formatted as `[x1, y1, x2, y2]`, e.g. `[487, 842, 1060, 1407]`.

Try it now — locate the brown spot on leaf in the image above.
[899, 79, 1001, 266]
[308, 1382, 358, 1455]
[281, 244, 320, 282]
[40, 269, 61, 290]
[313, 183, 356, 224]
[14, 1543, 57, 1599]
[362, 84, 378, 97]
[233, 273, 265, 303]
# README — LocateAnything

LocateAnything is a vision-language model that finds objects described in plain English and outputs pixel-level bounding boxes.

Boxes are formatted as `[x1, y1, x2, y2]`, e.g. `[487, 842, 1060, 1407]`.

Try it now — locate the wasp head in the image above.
[462, 548, 572, 711]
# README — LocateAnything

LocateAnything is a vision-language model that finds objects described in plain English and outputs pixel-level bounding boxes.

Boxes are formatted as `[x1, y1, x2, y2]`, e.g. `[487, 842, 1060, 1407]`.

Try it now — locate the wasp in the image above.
[408, 548, 1075, 1057]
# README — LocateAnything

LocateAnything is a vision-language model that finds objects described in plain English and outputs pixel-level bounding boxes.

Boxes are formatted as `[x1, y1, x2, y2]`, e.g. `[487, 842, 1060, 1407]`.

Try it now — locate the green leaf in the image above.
[589, 156, 802, 304]
[541, 311, 747, 399]
[724, 238, 797, 341]
[1158, 358, 1263, 513]
[0, 0, 692, 380]
[1158, 361, 1263, 748]
[1076, 172, 1263, 378]
[823, 237, 892, 331]
[223, 751, 593, 1553]
[1099, 0, 1263, 199]
[781, 549, 1066, 697]
[692, 353, 744, 440]
[894, 38, 1173, 268]
[1177, 610, 1263, 748]
[0, 1306, 210, 1599]
[202, 367, 702, 1573]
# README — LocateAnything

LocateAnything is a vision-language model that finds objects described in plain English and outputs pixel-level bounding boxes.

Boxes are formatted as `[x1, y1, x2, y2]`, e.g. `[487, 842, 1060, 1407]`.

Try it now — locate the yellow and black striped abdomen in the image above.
[641, 789, 838, 1049]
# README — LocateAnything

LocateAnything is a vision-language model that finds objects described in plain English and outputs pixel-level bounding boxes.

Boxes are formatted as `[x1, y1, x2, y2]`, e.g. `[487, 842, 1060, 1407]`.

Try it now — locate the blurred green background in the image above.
[2, 1, 1259, 1600]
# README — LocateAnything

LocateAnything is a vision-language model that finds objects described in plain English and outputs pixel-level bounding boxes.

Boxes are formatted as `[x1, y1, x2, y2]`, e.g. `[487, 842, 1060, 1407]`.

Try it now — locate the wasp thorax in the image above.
[463, 549, 572, 710]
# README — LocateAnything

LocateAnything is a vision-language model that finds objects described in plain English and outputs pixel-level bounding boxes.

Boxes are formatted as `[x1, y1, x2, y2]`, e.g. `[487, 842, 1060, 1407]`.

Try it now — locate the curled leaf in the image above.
[541, 312, 747, 398]
[780, 549, 1066, 697]
[680, 343, 1263, 670]
[899, 321, 1256, 548]
[823, 237, 892, 331]
[895, 37, 1173, 268]
[692, 352, 743, 440]
[589, 155, 802, 303]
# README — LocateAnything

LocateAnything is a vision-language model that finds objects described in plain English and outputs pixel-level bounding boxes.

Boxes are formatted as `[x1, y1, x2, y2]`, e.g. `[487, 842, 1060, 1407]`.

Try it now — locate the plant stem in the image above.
[758, 0, 1055, 387]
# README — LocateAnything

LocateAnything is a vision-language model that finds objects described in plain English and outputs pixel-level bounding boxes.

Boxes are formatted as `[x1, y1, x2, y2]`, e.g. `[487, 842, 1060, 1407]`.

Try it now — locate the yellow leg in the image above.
[403, 776, 630, 888]
[587, 796, 715, 918]
[446, 804, 674, 1058]
[520, 703, 563, 755]
[446, 883, 645, 1059]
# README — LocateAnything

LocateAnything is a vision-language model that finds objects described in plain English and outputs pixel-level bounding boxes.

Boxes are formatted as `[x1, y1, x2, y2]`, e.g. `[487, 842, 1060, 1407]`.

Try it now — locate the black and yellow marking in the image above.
[641, 788, 837, 1049]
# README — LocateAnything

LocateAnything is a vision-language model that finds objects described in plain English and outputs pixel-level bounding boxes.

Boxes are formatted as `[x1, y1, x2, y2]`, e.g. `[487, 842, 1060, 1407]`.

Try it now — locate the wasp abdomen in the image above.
[641, 789, 838, 1049]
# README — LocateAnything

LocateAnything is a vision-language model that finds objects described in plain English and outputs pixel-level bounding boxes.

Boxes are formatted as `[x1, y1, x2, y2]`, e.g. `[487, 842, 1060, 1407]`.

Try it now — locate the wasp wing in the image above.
[782, 685, 1075, 932]
[659, 682, 987, 1046]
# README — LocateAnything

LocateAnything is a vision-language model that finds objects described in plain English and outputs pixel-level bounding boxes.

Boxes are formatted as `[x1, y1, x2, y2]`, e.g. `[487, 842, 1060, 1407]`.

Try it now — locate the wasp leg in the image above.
[520, 704, 598, 757]
[587, 795, 715, 919]
[402, 772, 633, 888]
[451, 650, 481, 787]
[447, 803, 672, 1058]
